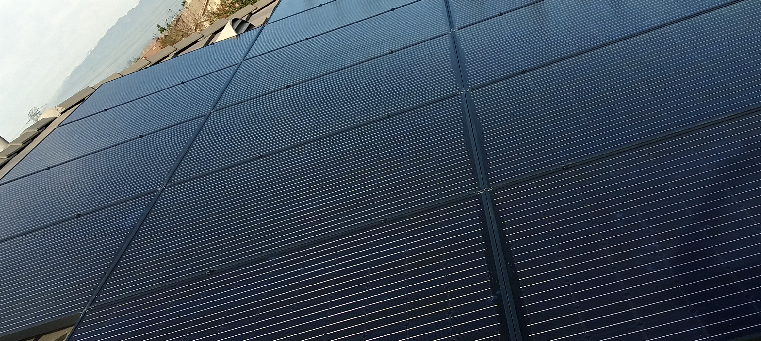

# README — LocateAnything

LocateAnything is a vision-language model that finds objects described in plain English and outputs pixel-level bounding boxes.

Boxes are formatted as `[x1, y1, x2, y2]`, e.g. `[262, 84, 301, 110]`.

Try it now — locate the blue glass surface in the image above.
[268, 0, 335, 21]
[248, 0, 418, 57]
[4, 69, 232, 183]
[224, 0, 448, 103]
[61, 30, 258, 123]
[458, 0, 739, 87]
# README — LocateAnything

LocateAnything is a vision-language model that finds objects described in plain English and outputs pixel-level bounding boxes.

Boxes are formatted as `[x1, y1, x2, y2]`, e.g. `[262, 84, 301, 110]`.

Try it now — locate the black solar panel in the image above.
[0, 195, 151, 333]
[71, 200, 502, 341]
[448, 0, 533, 29]
[183, 35, 459, 179]
[98, 97, 478, 302]
[268, 0, 335, 22]
[494, 112, 761, 340]
[60, 30, 259, 123]
[0, 120, 197, 240]
[248, 0, 418, 57]
[457, 0, 741, 88]
[473, 0, 761, 184]
[1, 0, 760, 339]
[4, 68, 233, 182]
[222, 0, 449, 103]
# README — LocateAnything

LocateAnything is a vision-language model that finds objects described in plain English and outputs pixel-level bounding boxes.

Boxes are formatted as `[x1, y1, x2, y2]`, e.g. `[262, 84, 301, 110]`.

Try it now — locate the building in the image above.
[1, 0, 760, 340]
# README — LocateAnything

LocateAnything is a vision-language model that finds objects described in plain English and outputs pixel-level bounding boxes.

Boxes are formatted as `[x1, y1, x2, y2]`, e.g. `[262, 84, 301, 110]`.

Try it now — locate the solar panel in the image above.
[59, 29, 259, 123]
[3, 68, 234, 182]
[247, 0, 419, 57]
[222, 0, 449, 103]
[0, 195, 150, 333]
[98, 96, 478, 302]
[0, 119, 197, 239]
[493, 111, 761, 340]
[71, 200, 502, 341]
[472, 0, 761, 184]
[268, 0, 336, 22]
[447, 0, 534, 29]
[1, 0, 760, 339]
[182, 35, 459, 179]
[456, 0, 741, 88]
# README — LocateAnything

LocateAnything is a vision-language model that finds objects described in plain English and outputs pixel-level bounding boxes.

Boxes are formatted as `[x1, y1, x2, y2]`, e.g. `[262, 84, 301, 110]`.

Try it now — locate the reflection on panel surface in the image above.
[0, 119, 197, 240]
[0, 195, 150, 333]
[72, 200, 502, 341]
[99, 97, 478, 302]
[2, 0, 760, 339]
[495, 114, 761, 340]
[474, 1, 761, 184]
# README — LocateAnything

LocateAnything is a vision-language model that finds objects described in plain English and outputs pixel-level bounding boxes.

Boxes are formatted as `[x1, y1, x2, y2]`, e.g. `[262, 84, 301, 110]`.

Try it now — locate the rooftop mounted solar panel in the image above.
[70, 200, 503, 341]
[494, 110, 761, 340]
[97, 97, 479, 302]
[0, 195, 151, 335]
[1, 0, 760, 339]
[247, 0, 419, 57]
[183, 35, 460, 180]
[0, 119, 198, 240]
[457, 0, 744, 88]
[3, 68, 235, 183]
[59, 28, 261, 124]
[472, 0, 761, 184]
[268, 0, 335, 22]
[224, 0, 449, 102]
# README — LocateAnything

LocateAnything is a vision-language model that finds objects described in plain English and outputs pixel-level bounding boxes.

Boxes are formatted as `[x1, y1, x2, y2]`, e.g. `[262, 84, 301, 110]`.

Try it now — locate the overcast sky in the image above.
[0, 0, 140, 141]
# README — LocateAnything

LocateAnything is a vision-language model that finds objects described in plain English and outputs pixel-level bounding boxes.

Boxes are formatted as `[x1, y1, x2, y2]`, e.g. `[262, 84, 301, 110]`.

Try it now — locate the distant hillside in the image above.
[50, 0, 184, 106]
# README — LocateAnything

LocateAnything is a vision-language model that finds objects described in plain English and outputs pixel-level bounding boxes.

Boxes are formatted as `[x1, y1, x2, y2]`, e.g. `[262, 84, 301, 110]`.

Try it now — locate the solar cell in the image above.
[97, 97, 479, 302]
[70, 200, 502, 341]
[494, 112, 761, 340]
[0, 195, 150, 334]
[60, 29, 259, 123]
[457, 0, 742, 88]
[182, 35, 459, 180]
[0, 119, 198, 239]
[248, 0, 419, 57]
[3, 68, 234, 182]
[223, 0, 449, 103]
[447, 0, 535, 29]
[268, 0, 335, 22]
[472, 1, 761, 184]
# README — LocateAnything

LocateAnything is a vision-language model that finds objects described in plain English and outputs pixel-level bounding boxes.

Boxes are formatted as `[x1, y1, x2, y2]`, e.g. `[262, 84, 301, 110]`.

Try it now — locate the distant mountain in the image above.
[50, 0, 184, 106]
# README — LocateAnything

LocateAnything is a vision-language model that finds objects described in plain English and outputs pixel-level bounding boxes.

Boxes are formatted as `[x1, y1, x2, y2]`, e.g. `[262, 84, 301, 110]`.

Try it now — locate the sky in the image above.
[0, 0, 141, 141]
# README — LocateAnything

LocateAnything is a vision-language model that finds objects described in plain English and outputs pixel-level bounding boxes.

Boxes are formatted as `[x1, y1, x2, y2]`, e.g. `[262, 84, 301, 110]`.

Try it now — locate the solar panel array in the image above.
[0, 0, 759, 340]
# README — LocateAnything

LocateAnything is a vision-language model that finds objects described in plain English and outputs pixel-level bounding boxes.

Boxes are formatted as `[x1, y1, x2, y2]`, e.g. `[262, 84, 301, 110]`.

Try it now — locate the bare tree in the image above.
[28, 107, 42, 122]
